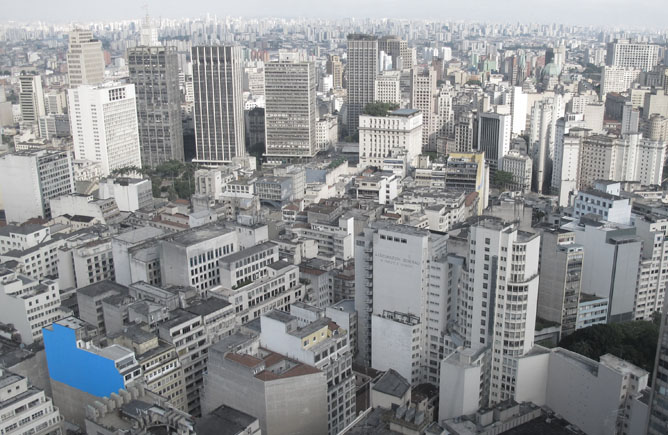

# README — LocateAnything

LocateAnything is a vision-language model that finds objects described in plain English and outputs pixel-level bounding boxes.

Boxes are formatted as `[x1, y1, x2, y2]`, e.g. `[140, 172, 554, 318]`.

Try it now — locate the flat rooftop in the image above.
[164, 225, 233, 247]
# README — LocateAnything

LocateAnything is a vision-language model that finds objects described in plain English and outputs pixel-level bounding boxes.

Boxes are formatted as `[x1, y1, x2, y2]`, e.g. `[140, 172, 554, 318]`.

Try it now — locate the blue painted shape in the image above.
[43, 323, 124, 398]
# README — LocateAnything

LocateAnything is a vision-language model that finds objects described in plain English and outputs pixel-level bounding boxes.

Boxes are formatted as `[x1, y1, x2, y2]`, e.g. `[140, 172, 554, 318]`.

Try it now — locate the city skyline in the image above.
[2, 0, 668, 28]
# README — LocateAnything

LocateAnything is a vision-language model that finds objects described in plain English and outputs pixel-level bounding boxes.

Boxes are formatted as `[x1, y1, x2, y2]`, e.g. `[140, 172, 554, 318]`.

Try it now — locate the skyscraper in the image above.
[411, 67, 438, 151]
[606, 39, 660, 71]
[378, 36, 413, 71]
[18, 73, 45, 127]
[326, 54, 343, 90]
[128, 46, 184, 167]
[346, 34, 378, 135]
[264, 59, 317, 159]
[192, 45, 246, 163]
[476, 112, 511, 171]
[66, 29, 105, 86]
[68, 83, 142, 176]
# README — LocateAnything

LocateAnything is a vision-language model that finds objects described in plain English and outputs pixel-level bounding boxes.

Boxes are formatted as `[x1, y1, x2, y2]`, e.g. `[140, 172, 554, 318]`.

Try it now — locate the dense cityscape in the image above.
[0, 8, 667, 435]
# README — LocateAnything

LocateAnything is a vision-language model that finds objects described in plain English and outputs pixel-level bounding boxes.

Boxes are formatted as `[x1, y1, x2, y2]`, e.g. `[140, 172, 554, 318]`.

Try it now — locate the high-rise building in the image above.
[346, 34, 378, 135]
[477, 112, 511, 171]
[600, 66, 641, 95]
[440, 217, 540, 413]
[67, 29, 105, 86]
[18, 74, 45, 129]
[264, 60, 317, 159]
[0, 150, 74, 223]
[410, 67, 438, 151]
[326, 54, 343, 90]
[606, 39, 660, 71]
[354, 222, 450, 385]
[374, 71, 401, 104]
[378, 36, 413, 70]
[128, 46, 184, 167]
[648, 303, 668, 434]
[192, 45, 245, 163]
[500, 149, 532, 193]
[537, 226, 583, 339]
[68, 83, 142, 176]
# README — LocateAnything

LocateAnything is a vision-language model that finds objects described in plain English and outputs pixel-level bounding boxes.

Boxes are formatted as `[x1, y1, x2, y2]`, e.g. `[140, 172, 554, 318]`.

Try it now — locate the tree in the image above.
[493, 170, 514, 188]
[558, 318, 660, 379]
[363, 102, 400, 117]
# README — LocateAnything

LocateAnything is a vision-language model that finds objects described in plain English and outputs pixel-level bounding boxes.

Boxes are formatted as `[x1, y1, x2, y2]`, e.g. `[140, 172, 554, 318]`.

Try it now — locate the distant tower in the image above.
[128, 46, 184, 167]
[140, 11, 160, 46]
[326, 54, 343, 90]
[191, 45, 246, 163]
[18, 74, 45, 128]
[264, 59, 317, 160]
[346, 34, 378, 135]
[411, 67, 438, 151]
[66, 29, 105, 86]
[68, 83, 142, 176]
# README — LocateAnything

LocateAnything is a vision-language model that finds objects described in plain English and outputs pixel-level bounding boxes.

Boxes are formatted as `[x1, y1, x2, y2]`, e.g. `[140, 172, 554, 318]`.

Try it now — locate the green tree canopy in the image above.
[363, 102, 400, 117]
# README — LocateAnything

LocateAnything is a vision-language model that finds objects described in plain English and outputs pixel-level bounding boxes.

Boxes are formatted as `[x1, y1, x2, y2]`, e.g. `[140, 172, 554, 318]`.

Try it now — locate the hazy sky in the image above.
[3, 0, 665, 28]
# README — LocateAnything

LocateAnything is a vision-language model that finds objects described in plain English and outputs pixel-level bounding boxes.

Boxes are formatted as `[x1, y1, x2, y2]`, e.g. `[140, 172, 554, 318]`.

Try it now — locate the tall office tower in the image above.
[454, 112, 477, 153]
[552, 120, 586, 207]
[128, 46, 184, 167]
[436, 86, 454, 140]
[476, 112, 511, 171]
[648, 304, 668, 434]
[374, 71, 401, 104]
[537, 226, 583, 339]
[139, 14, 160, 46]
[354, 222, 450, 385]
[264, 59, 317, 160]
[529, 96, 564, 193]
[326, 54, 343, 90]
[553, 44, 566, 70]
[192, 45, 245, 163]
[68, 83, 142, 176]
[621, 102, 640, 134]
[440, 218, 540, 414]
[378, 35, 413, 70]
[632, 210, 668, 321]
[346, 34, 378, 135]
[410, 67, 438, 151]
[66, 29, 105, 86]
[510, 86, 528, 135]
[600, 66, 641, 95]
[359, 108, 422, 168]
[18, 73, 45, 127]
[0, 150, 74, 223]
[606, 39, 660, 71]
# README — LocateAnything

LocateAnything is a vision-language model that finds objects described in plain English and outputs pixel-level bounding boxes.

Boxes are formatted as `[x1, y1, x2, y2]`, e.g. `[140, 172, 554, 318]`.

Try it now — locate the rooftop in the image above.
[373, 369, 410, 398]
[195, 405, 258, 435]
[163, 224, 233, 247]
[77, 280, 127, 298]
[186, 298, 232, 317]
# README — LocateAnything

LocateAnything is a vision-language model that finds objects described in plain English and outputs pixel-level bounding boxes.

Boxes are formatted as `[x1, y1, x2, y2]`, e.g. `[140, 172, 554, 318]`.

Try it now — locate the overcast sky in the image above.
[3, 0, 665, 28]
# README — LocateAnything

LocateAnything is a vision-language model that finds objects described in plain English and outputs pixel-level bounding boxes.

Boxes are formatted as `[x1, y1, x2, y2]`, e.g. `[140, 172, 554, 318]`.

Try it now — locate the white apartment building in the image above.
[632, 211, 668, 321]
[68, 83, 142, 176]
[607, 39, 660, 71]
[0, 370, 62, 435]
[573, 181, 632, 224]
[355, 222, 450, 385]
[411, 67, 438, 151]
[359, 108, 423, 168]
[516, 348, 648, 435]
[354, 172, 400, 204]
[578, 133, 665, 189]
[218, 241, 279, 288]
[374, 71, 401, 105]
[0, 225, 50, 255]
[501, 150, 532, 193]
[67, 29, 105, 86]
[260, 310, 356, 435]
[57, 237, 114, 291]
[217, 260, 304, 325]
[0, 150, 75, 224]
[98, 177, 153, 212]
[18, 74, 45, 126]
[315, 115, 338, 151]
[600, 66, 641, 95]
[159, 225, 238, 291]
[0, 268, 62, 344]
